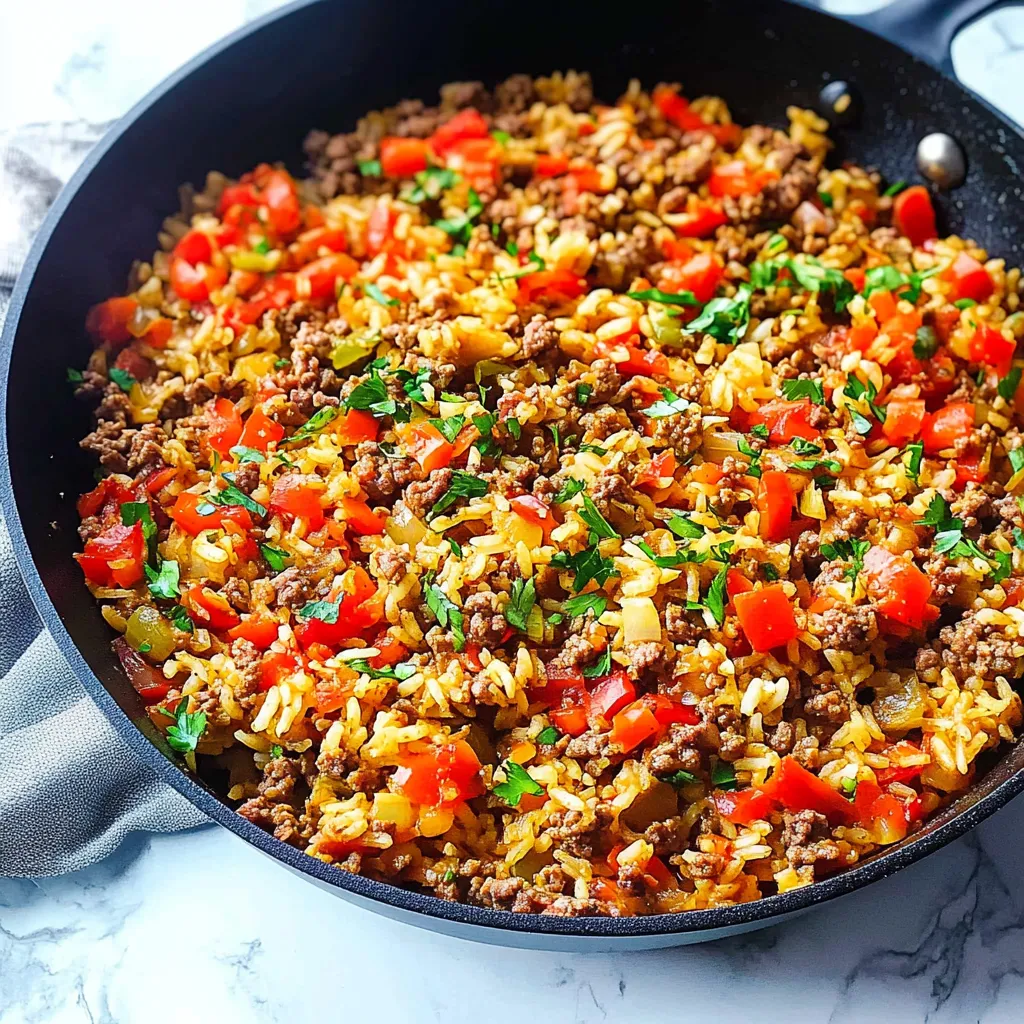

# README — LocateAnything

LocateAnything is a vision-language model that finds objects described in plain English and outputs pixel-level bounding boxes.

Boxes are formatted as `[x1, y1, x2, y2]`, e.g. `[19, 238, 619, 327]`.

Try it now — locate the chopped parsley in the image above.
[435, 187, 484, 246]
[998, 367, 1022, 403]
[575, 383, 593, 406]
[915, 494, 989, 562]
[843, 374, 886, 434]
[553, 477, 585, 504]
[344, 372, 409, 423]
[583, 646, 612, 679]
[157, 698, 207, 757]
[990, 550, 1013, 585]
[289, 405, 341, 442]
[364, 282, 398, 307]
[406, 166, 460, 203]
[259, 544, 289, 571]
[953, 298, 977, 310]
[1009, 447, 1024, 475]
[346, 659, 417, 681]
[66, 367, 84, 384]
[208, 482, 266, 518]
[448, 537, 463, 558]
[274, 358, 290, 369]
[705, 565, 729, 625]
[790, 437, 822, 455]
[472, 411, 500, 457]
[270, 745, 284, 758]
[120, 501, 157, 563]
[737, 436, 762, 479]
[904, 441, 924, 482]
[818, 190, 834, 208]
[685, 283, 753, 344]
[424, 584, 465, 651]
[660, 769, 698, 787]
[1014, 526, 1024, 551]
[763, 564, 780, 582]
[167, 604, 194, 633]
[644, 387, 691, 419]
[819, 537, 870, 582]
[430, 415, 465, 443]
[626, 287, 699, 307]
[506, 418, 522, 441]
[666, 513, 704, 540]
[862, 264, 906, 299]
[563, 593, 607, 619]
[492, 760, 544, 807]
[578, 494, 618, 540]
[785, 257, 854, 313]
[393, 366, 432, 402]
[491, 129, 511, 146]
[711, 761, 737, 790]
[536, 726, 560, 745]
[505, 577, 537, 633]
[550, 545, 619, 593]
[108, 367, 136, 392]
[792, 456, 842, 474]
[137, 642, 151, 654]
[297, 599, 341, 624]
[765, 233, 788, 255]
[357, 158, 382, 177]
[230, 445, 266, 464]
[636, 540, 695, 569]
[429, 470, 488, 518]
[840, 776, 858, 796]
[144, 559, 181, 600]
[750, 423, 770, 440]
[883, 180, 907, 197]
[780, 378, 825, 404]
[913, 326, 938, 360]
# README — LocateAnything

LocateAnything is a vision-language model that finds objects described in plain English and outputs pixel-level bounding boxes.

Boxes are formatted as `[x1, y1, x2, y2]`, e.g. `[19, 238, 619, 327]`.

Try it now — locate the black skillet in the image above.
[3, 0, 1023, 950]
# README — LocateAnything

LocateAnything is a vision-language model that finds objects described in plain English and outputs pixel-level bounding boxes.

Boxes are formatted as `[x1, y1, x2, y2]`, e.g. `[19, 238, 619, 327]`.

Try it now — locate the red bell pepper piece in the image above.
[226, 616, 280, 650]
[334, 408, 380, 446]
[862, 546, 936, 629]
[635, 450, 677, 490]
[594, 336, 669, 378]
[429, 108, 490, 156]
[657, 251, 724, 305]
[920, 402, 975, 455]
[75, 522, 145, 588]
[238, 407, 285, 451]
[969, 323, 1015, 377]
[396, 421, 455, 474]
[892, 185, 937, 247]
[339, 497, 385, 536]
[715, 788, 776, 826]
[379, 137, 430, 177]
[609, 700, 661, 752]
[85, 296, 139, 346]
[185, 585, 241, 631]
[296, 252, 359, 300]
[708, 161, 777, 198]
[509, 494, 555, 537]
[535, 153, 570, 177]
[756, 470, 796, 542]
[392, 740, 483, 806]
[758, 756, 856, 824]
[261, 651, 301, 692]
[881, 398, 926, 445]
[586, 669, 636, 728]
[749, 400, 820, 443]
[168, 491, 254, 536]
[207, 398, 243, 456]
[733, 584, 799, 652]
[943, 251, 994, 304]
[269, 474, 326, 530]
[517, 269, 587, 305]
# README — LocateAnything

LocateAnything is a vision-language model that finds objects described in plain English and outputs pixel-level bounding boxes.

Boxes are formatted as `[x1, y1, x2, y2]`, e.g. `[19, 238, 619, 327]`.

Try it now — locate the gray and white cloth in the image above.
[0, 122, 208, 878]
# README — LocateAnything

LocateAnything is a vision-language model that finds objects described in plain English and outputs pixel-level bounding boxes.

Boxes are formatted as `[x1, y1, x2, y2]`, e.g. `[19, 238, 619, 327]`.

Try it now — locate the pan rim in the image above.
[2, 0, 1023, 943]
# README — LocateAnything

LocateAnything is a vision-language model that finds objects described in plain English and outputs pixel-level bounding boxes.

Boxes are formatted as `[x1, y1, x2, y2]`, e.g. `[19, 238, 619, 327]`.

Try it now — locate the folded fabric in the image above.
[0, 122, 209, 878]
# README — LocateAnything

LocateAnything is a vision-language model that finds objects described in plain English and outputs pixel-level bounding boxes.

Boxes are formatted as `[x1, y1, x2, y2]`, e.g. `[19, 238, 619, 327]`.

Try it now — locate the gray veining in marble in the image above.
[2, 1, 1024, 1021]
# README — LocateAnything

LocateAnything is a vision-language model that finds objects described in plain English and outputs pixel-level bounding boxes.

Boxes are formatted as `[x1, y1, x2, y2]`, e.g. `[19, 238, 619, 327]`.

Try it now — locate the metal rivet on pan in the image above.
[818, 81, 858, 125]
[916, 133, 967, 189]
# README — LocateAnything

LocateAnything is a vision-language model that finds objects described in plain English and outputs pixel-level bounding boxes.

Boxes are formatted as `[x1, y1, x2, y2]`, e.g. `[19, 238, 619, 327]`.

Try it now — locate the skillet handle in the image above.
[849, 0, 1000, 76]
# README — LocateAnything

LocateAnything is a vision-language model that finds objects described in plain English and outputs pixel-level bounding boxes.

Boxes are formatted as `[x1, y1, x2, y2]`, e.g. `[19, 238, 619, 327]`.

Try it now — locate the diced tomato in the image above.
[269, 474, 326, 530]
[756, 470, 795, 542]
[75, 522, 144, 588]
[652, 85, 739, 147]
[168, 491, 254, 536]
[550, 706, 588, 737]
[670, 195, 727, 238]
[226, 616, 280, 649]
[223, 274, 296, 332]
[296, 252, 359, 300]
[931, 307, 961, 345]
[366, 203, 397, 257]
[635, 450, 677, 490]
[715, 788, 776, 826]
[943, 251, 994, 304]
[535, 153, 570, 177]
[864, 792, 909, 843]
[290, 226, 348, 265]
[218, 181, 261, 217]
[509, 494, 555, 537]
[969, 323, 1015, 376]
[206, 398, 243, 456]
[334, 408, 379, 446]
[260, 168, 301, 236]
[920, 402, 975, 454]
[293, 566, 381, 651]
[517, 269, 587, 305]
[238, 407, 285, 452]
[445, 137, 502, 189]
[843, 267, 866, 292]
[429, 108, 490, 156]
[749, 399, 820, 443]
[261, 651, 301, 692]
[609, 701, 660, 752]
[77, 476, 136, 520]
[691, 462, 724, 486]
[587, 669, 636, 728]
[954, 453, 988, 487]
[868, 289, 899, 324]
[144, 466, 177, 495]
[708, 161, 777, 198]
[392, 740, 483, 806]
[758, 756, 857, 824]
[396, 421, 455, 473]
[370, 635, 408, 668]
[640, 694, 699, 727]
[657, 251, 724, 304]
[888, 345, 958, 408]
[862, 546, 936, 630]
[339, 497, 385, 536]
[170, 256, 227, 302]
[185, 585, 241, 630]
[85, 296, 139, 346]
[113, 345, 155, 382]
[875, 741, 925, 785]
[726, 568, 754, 609]
[881, 398, 926, 445]
[733, 584, 799, 652]
[143, 317, 174, 348]
[173, 230, 213, 266]
[892, 185, 937, 247]
[594, 336, 669, 378]
[379, 137, 430, 177]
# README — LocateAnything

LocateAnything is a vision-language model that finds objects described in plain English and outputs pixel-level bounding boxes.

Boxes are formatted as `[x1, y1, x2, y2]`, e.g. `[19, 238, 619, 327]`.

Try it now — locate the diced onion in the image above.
[872, 674, 926, 732]
[526, 603, 545, 643]
[386, 504, 427, 546]
[702, 430, 743, 464]
[621, 596, 661, 643]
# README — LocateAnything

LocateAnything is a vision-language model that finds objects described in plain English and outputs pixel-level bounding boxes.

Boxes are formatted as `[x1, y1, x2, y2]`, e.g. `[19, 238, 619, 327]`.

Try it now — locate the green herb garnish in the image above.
[492, 760, 544, 807]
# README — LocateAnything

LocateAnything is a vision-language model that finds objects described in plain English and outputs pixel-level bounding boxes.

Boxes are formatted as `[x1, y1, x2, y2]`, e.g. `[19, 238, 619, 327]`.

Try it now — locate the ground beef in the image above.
[591, 226, 661, 289]
[352, 452, 422, 503]
[664, 603, 701, 645]
[580, 405, 632, 440]
[950, 485, 993, 529]
[792, 529, 822, 579]
[520, 314, 559, 359]
[781, 809, 841, 870]
[623, 640, 664, 680]
[543, 807, 614, 859]
[220, 577, 250, 613]
[792, 735, 821, 771]
[229, 638, 262, 699]
[126, 423, 167, 473]
[463, 590, 508, 647]
[920, 553, 964, 604]
[768, 721, 795, 755]
[372, 548, 410, 583]
[564, 730, 624, 776]
[645, 720, 715, 775]
[939, 611, 1018, 682]
[236, 757, 308, 847]
[540, 896, 608, 918]
[644, 817, 690, 855]
[547, 632, 598, 671]
[494, 73, 536, 113]
[686, 852, 726, 880]
[232, 460, 261, 495]
[812, 604, 878, 654]
[760, 159, 819, 222]
[915, 646, 942, 676]
[403, 468, 454, 519]
[649, 403, 702, 460]
[270, 567, 313, 609]
[804, 690, 850, 723]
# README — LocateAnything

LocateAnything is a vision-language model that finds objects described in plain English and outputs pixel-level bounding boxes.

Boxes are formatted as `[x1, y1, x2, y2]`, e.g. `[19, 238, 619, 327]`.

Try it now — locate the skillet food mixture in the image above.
[71, 72, 1024, 917]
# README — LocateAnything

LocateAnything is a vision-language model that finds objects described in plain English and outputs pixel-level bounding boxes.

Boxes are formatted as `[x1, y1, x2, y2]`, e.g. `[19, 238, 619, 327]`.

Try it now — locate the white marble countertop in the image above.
[3, 2, 1024, 1021]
